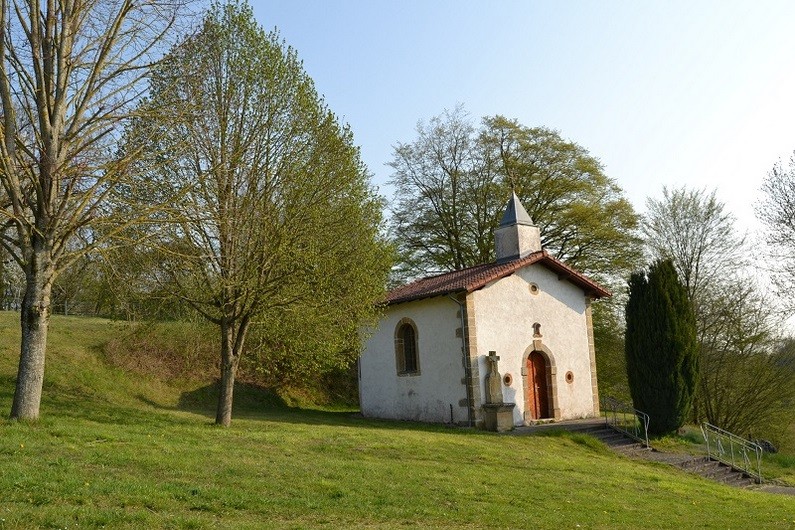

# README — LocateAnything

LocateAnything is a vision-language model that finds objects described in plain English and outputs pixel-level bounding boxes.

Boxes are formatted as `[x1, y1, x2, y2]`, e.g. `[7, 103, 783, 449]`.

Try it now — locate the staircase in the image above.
[590, 424, 759, 488]
[582, 424, 651, 456]
[516, 418, 648, 452]
[678, 457, 758, 488]
[515, 416, 765, 490]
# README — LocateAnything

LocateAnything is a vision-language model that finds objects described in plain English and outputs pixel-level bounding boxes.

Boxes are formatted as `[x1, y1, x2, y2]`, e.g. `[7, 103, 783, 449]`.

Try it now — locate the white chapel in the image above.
[358, 193, 610, 429]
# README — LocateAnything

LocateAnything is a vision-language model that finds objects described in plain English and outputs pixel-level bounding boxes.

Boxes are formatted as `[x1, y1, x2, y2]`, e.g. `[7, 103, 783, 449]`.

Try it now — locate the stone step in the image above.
[592, 433, 631, 444]
[563, 422, 611, 434]
[679, 457, 711, 469]
[589, 430, 646, 447]
[608, 439, 644, 450]
[677, 458, 758, 488]
[572, 426, 762, 490]
[514, 418, 607, 435]
[703, 465, 737, 480]
[719, 473, 756, 487]
[612, 442, 650, 452]
[689, 460, 726, 473]
[513, 419, 773, 491]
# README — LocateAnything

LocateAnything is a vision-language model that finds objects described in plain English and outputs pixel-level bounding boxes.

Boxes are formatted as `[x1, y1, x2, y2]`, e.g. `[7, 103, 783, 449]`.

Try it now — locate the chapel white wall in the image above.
[470, 265, 597, 425]
[359, 296, 468, 424]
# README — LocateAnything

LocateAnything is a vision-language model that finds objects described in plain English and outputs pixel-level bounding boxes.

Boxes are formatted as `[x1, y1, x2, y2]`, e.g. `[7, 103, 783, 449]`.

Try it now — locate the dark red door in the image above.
[526, 351, 549, 419]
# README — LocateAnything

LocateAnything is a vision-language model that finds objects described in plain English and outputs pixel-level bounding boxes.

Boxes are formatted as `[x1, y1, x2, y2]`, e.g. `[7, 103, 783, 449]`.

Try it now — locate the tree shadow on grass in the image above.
[177, 380, 287, 412]
[41, 389, 189, 428]
[0, 374, 158, 429]
[0, 373, 481, 438]
[174, 381, 360, 428]
[168, 381, 480, 436]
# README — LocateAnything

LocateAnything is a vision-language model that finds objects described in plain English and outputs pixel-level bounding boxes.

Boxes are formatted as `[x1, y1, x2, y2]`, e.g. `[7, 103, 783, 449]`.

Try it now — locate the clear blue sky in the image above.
[251, 1, 795, 234]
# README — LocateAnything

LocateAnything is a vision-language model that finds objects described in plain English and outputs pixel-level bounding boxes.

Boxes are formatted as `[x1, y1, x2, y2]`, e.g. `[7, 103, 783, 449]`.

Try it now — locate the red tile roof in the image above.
[386, 250, 610, 305]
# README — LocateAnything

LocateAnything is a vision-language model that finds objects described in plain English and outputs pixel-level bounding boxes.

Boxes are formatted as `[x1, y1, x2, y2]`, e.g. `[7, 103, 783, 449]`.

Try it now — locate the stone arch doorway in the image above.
[526, 351, 549, 420]
[522, 344, 559, 422]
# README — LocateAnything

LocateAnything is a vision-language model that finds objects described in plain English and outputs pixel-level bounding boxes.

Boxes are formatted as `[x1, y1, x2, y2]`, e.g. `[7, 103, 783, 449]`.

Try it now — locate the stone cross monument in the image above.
[482, 350, 515, 432]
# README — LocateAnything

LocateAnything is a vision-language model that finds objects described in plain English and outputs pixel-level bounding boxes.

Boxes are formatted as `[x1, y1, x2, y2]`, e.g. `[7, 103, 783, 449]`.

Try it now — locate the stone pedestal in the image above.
[481, 350, 516, 432]
[482, 403, 516, 432]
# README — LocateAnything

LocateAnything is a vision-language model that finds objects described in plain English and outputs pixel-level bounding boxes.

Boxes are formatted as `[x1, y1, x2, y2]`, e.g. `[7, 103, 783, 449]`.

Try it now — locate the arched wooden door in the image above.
[525, 351, 550, 419]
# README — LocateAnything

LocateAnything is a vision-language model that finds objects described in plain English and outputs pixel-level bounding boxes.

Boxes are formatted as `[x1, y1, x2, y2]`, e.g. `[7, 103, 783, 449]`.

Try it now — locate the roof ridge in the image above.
[386, 250, 609, 305]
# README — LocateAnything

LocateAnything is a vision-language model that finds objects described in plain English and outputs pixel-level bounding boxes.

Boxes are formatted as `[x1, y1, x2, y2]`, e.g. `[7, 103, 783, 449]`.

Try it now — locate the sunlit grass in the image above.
[1, 312, 794, 529]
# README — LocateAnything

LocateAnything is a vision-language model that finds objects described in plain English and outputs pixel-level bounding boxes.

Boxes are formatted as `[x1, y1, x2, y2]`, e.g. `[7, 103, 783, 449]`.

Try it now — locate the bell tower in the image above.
[494, 192, 541, 262]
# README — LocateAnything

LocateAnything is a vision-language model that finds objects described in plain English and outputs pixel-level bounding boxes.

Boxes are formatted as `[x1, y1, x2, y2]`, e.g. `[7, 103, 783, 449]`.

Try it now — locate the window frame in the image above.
[394, 318, 420, 376]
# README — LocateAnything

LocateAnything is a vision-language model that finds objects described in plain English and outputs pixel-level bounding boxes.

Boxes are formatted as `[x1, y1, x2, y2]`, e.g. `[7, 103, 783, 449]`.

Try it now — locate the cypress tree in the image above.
[625, 259, 698, 436]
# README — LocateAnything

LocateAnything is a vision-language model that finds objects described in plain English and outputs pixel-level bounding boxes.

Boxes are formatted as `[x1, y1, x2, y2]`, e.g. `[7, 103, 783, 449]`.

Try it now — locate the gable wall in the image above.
[359, 296, 468, 423]
[470, 264, 598, 425]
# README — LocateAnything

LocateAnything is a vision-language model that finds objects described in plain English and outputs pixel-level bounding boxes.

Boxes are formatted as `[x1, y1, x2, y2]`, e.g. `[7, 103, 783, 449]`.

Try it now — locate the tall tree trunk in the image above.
[216, 358, 239, 427]
[215, 317, 250, 427]
[11, 260, 53, 420]
[216, 322, 239, 427]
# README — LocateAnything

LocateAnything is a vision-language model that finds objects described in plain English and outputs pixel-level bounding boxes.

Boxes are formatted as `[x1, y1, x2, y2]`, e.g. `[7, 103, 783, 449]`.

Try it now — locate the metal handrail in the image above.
[601, 396, 650, 448]
[700, 422, 763, 483]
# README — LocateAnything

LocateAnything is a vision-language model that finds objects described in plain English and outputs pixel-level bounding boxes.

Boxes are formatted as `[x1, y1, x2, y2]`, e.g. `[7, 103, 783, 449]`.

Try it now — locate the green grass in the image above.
[1, 311, 794, 529]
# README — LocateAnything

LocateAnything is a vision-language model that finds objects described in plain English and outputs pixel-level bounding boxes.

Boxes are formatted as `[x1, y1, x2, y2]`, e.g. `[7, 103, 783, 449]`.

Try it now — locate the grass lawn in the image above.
[1, 312, 794, 529]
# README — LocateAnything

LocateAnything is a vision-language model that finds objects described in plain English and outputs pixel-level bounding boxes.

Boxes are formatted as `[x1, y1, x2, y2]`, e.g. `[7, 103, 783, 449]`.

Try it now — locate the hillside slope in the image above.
[0, 312, 793, 529]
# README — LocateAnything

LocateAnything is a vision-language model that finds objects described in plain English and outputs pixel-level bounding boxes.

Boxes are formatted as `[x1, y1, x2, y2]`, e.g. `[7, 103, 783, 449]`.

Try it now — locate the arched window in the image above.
[395, 319, 420, 375]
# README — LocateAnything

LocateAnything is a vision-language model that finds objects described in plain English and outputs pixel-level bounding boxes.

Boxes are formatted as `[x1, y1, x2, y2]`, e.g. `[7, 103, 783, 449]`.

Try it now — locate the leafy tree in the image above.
[591, 300, 630, 401]
[625, 259, 698, 436]
[389, 108, 642, 281]
[124, 1, 391, 426]
[1, 244, 22, 310]
[481, 116, 641, 279]
[389, 106, 500, 278]
[45, 252, 139, 319]
[0, 0, 182, 420]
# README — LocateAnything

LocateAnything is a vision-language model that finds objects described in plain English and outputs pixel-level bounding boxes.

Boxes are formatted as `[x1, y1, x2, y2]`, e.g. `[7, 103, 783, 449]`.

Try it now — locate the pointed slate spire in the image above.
[494, 192, 542, 262]
[499, 191, 535, 227]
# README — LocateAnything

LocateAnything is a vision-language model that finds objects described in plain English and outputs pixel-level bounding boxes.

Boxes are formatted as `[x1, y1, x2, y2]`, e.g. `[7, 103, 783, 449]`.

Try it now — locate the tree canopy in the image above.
[644, 187, 745, 304]
[122, 1, 391, 426]
[389, 107, 642, 283]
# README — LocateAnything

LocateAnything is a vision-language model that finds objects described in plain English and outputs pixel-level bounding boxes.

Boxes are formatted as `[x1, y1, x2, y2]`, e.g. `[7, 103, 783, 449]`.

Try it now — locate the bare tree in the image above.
[695, 283, 794, 436]
[0, 0, 184, 420]
[758, 153, 795, 308]
[644, 186, 748, 350]
[644, 187, 745, 304]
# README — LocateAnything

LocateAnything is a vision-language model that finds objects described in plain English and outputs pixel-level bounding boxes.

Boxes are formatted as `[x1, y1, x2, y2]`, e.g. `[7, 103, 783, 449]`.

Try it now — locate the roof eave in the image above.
[537, 255, 611, 299]
[386, 288, 466, 306]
